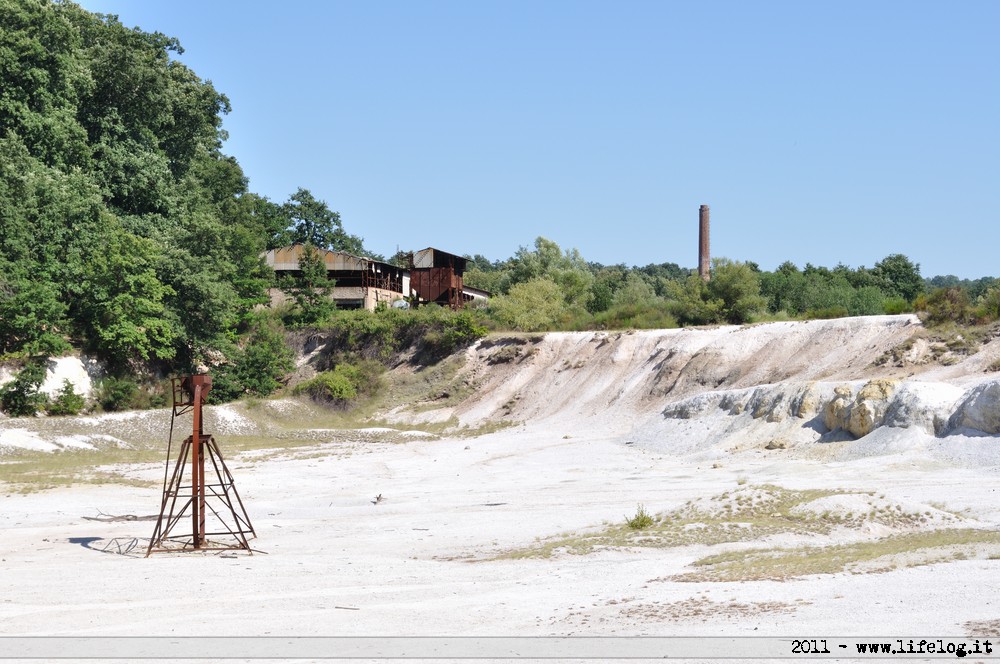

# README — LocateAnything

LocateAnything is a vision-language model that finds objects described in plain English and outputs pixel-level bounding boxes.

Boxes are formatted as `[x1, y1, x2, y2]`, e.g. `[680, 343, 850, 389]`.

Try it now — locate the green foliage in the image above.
[626, 504, 655, 530]
[591, 300, 678, 331]
[284, 188, 369, 255]
[0, 360, 47, 416]
[882, 297, 910, 315]
[501, 237, 593, 308]
[488, 278, 569, 331]
[919, 287, 972, 326]
[0, 276, 71, 356]
[208, 318, 295, 403]
[805, 305, 850, 320]
[874, 253, 924, 302]
[848, 286, 886, 316]
[316, 306, 490, 367]
[418, 310, 489, 361]
[281, 243, 336, 327]
[94, 376, 140, 412]
[974, 284, 1000, 322]
[294, 361, 385, 405]
[47, 379, 85, 415]
[706, 258, 766, 324]
[76, 230, 178, 365]
[665, 276, 723, 326]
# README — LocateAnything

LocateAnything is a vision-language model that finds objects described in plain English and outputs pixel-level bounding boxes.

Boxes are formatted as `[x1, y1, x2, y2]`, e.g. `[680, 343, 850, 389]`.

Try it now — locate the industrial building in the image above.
[264, 245, 487, 311]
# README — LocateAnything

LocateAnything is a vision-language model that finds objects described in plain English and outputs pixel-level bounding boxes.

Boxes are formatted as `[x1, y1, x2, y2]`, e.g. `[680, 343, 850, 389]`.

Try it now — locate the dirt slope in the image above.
[386, 314, 1000, 464]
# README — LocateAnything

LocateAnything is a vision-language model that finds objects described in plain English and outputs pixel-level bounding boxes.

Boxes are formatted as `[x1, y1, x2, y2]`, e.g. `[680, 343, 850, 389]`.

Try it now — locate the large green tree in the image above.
[284, 188, 368, 255]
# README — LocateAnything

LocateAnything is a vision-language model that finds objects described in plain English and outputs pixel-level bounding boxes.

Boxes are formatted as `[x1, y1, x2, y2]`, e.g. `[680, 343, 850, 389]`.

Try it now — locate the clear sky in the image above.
[76, 0, 998, 279]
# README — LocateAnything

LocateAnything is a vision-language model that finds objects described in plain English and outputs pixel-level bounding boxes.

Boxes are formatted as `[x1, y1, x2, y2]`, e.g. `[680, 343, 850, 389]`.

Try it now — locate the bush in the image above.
[0, 360, 47, 416]
[209, 318, 296, 403]
[47, 379, 85, 416]
[920, 288, 972, 326]
[418, 310, 489, 361]
[591, 300, 678, 330]
[316, 306, 489, 368]
[806, 306, 850, 320]
[625, 504, 655, 530]
[883, 297, 910, 315]
[294, 361, 385, 405]
[487, 278, 568, 331]
[95, 377, 140, 412]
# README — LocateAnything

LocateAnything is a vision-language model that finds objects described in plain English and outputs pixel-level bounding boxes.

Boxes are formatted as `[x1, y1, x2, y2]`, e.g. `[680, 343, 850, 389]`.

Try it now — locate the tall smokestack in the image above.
[698, 204, 710, 282]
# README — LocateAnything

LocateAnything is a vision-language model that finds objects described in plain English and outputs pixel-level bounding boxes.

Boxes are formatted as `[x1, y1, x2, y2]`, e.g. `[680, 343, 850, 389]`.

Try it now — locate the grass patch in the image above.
[499, 485, 849, 559]
[496, 484, 961, 560]
[678, 529, 1000, 582]
[0, 446, 162, 493]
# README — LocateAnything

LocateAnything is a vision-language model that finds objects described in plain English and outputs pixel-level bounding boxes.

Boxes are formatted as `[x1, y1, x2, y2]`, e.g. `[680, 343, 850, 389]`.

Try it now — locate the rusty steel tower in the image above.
[146, 374, 255, 555]
[698, 204, 711, 282]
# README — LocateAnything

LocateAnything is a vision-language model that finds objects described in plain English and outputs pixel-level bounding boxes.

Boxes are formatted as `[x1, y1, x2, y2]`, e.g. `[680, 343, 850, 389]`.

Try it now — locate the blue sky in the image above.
[77, 1, 998, 278]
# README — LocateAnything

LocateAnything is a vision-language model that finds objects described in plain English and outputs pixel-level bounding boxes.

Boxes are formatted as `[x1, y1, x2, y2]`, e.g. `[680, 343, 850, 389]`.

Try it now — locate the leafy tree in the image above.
[281, 243, 336, 327]
[209, 318, 295, 402]
[488, 278, 567, 331]
[920, 287, 972, 326]
[848, 286, 887, 316]
[284, 188, 367, 254]
[759, 261, 807, 314]
[0, 274, 70, 355]
[665, 276, 723, 326]
[874, 254, 923, 302]
[0, 360, 47, 416]
[706, 258, 766, 324]
[612, 273, 657, 309]
[501, 237, 593, 307]
[75, 230, 178, 365]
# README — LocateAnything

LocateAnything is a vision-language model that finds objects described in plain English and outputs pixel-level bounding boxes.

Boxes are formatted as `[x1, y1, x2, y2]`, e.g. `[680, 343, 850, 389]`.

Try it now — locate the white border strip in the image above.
[0, 636, 997, 659]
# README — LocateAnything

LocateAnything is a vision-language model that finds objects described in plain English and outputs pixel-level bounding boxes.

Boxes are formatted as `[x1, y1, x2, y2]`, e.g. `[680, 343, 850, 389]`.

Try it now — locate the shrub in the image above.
[418, 310, 489, 361]
[0, 360, 47, 416]
[209, 318, 296, 403]
[487, 278, 568, 331]
[47, 379, 86, 416]
[882, 297, 910, 315]
[95, 377, 139, 412]
[921, 288, 972, 326]
[294, 361, 385, 405]
[625, 504, 655, 530]
[591, 300, 678, 330]
[806, 305, 849, 320]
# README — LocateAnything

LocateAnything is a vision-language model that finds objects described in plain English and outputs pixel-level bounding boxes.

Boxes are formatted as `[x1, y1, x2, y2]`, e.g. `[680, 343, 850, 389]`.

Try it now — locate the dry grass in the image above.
[677, 529, 1000, 582]
[496, 484, 972, 577]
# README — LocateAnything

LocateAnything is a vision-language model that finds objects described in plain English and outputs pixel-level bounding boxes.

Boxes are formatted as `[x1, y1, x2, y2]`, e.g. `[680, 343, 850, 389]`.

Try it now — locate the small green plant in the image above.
[626, 504, 655, 530]
[46, 379, 86, 416]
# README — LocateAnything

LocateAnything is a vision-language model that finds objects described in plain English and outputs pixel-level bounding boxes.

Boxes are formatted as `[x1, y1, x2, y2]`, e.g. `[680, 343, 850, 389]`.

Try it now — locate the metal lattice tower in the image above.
[146, 375, 256, 556]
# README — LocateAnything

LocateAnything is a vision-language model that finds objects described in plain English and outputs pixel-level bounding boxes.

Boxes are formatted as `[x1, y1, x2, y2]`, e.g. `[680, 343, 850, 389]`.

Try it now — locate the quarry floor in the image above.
[5, 316, 1000, 662]
[3, 423, 1000, 663]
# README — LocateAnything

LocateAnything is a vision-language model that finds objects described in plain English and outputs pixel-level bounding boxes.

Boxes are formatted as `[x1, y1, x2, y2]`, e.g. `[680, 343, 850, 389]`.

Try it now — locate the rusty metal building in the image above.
[409, 247, 476, 310]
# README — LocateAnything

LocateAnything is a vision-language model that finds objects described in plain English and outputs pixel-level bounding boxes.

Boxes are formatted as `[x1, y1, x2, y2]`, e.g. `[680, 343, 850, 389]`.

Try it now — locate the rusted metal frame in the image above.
[149, 374, 255, 555]
[208, 437, 257, 537]
[190, 383, 206, 549]
[146, 435, 193, 556]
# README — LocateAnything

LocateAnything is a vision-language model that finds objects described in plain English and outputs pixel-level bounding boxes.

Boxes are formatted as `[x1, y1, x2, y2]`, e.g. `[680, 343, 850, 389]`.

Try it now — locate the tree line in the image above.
[460, 238, 999, 332]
